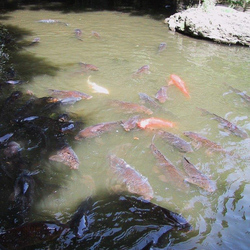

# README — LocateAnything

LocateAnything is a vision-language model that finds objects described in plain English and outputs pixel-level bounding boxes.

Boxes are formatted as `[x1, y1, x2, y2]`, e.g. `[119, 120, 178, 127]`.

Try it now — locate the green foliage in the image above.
[227, 0, 249, 10]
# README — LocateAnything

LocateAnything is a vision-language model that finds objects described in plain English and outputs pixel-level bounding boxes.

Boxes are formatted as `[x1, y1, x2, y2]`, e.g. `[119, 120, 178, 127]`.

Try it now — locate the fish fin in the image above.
[49, 155, 64, 163]
[168, 80, 174, 86]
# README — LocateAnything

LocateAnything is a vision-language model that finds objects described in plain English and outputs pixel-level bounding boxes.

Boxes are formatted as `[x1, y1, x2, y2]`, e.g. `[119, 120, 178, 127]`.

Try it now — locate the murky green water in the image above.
[1, 6, 250, 249]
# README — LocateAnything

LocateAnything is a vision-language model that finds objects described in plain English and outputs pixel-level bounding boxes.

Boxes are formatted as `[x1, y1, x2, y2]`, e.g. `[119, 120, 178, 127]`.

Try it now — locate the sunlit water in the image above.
[1, 6, 250, 249]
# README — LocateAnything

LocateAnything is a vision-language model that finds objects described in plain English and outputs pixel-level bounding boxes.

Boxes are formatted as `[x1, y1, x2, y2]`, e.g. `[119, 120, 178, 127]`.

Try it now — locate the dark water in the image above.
[0, 6, 250, 249]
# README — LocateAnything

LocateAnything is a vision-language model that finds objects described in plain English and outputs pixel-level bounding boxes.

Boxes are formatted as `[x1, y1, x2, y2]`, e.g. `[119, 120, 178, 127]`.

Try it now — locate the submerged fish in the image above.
[156, 130, 193, 153]
[75, 29, 83, 41]
[121, 115, 141, 131]
[87, 76, 109, 94]
[28, 37, 40, 46]
[75, 121, 121, 140]
[224, 82, 250, 104]
[132, 65, 150, 78]
[197, 107, 248, 139]
[168, 74, 190, 98]
[37, 19, 68, 26]
[139, 92, 162, 110]
[49, 145, 80, 169]
[79, 62, 99, 71]
[155, 86, 169, 103]
[109, 100, 153, 115]
[137, 117, 174, 130]
[182, 157, 216, 192]
[108, 154, 154, 200]
[48, 89, 92, 100]
[183, 131, 227, 154]
[91, 31, 101, 39]
[4, 141, 21, 158]
[0, 221, 69, 249]
[150, 138, 186, 189]
[157, 42, 167, 53]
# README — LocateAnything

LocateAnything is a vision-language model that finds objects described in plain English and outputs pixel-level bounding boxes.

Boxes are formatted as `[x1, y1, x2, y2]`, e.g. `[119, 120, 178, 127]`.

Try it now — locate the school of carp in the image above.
[0, 18, 249, 249]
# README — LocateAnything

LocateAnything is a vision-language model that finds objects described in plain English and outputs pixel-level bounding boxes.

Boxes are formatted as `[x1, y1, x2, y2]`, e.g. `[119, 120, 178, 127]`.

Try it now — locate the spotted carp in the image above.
[49, 145, 80, 169]
[182, 157, 216, 192]
[132, 65, 150, 78]
[75, 121, 121, 140]
[150, 138, 186, 189]
[224, 82, 250, 104]
[197, 107, 248, 139]
[183, 131, 227, 154]
[48, 89, 92, 100]
[0, 221, 69, 249]
[109, 100, 153, 115]
[155, 86, 169, 103]
[108, 154, 154, 200]
[168, 74, 190, 98]
[156, 130, 193, 153]
[137, 117, 174, 130]
[121, 115, 141, 131]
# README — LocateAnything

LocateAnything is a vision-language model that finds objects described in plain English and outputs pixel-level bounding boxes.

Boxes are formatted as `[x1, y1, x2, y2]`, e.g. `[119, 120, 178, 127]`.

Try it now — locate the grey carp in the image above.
[156, 130, 193, 153]
[155, 86, 169, 103]
[108, 154, 154, 200]
[157, 42, 167, 53]
[132, 65, 150, 78]
[109, 100, 153, 115]
[197, 107, 248, 138]
[121, 115, 141, 131]
[75, 121, 121, 140]
[182, 157, 216, 192]
[224, 82, 250, 104]
[139, 92, 162, 110]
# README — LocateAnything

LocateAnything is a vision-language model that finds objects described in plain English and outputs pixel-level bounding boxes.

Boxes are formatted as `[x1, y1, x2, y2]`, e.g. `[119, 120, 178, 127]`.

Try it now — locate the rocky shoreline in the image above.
[165, 6, 250, 46]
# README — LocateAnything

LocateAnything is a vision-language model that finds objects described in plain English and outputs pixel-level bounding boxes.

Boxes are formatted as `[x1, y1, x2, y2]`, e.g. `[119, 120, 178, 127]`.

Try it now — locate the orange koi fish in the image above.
[137, 117, 174, 130]
[168, 74, 190, 98]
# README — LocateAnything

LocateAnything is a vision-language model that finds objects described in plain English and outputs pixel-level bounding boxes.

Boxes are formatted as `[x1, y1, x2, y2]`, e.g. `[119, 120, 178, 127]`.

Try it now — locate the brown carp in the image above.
[197, 107, 248, 139]
[108, 154, 154, 200]
[48, 89, 92, 100]
[121, 115, 141, 131]
[224, 83, 250, 104]
[49, 145, 80, 169]
[150, 138, 186, 189]
[0, 221, 69, 249]
[75, 121, 121, 140]
[155, 86, 169, 103]
[182, 157, 216, 192]
[109, 100, 153, 115]
[132, 65, 150, 78]
[156, 130, 193, 153]
[183, 131, 227, 154]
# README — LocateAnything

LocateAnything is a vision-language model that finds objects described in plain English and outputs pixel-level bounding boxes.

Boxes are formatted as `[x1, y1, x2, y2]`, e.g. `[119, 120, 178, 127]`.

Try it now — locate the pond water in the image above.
[1, 5, 250, 249]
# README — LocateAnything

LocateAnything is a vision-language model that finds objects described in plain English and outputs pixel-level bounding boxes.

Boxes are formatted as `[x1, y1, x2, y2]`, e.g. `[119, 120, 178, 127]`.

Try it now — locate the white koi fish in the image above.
[87, 76, 109, 94]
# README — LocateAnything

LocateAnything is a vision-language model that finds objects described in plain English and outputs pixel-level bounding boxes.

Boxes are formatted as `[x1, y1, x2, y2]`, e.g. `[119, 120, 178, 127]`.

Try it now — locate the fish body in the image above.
[37, 19, 68, 25]
[108, 154, 154, 200]
[75, 121, 121, 140]
[157, 130, 193, 153]
[91, 31, 101, 39]
[48, 89, 92, 100]
[121, 115, 141, 131]
[139, 92, 162, 110]
[49, 145, 80, 169]
[87, 76, 109, 94]
[158, 42, 167, 53]
[28, 37, 40, 46]
[150, 141, 186, 188]
[224, 83, 250, 103]
[182, 157, 216, 192]
[75, 29, 83, 41]
[197, 107, 248, 139]
[183, 131, 226, 153]
[4, 141, 21, 157]
[168, 74, 190, 97]
[132, 65, 150, 77]
[155, 86, 169, 103]
[79, 62, 99, 71]
[109, 100, 153, 115]
[0, 221, 69, 249]
[137, 117, 174, 130]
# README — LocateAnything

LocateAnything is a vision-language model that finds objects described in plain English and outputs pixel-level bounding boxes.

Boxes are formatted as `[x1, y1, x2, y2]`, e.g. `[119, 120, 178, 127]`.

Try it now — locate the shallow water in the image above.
[1, 6, 250, 249]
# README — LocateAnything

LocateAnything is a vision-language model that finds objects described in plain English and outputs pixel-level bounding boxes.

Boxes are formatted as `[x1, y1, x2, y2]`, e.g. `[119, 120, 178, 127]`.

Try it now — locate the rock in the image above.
[165, 6, 250, 46]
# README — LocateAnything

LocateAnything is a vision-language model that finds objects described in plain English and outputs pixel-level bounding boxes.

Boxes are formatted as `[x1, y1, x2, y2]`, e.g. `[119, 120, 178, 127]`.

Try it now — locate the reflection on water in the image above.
[1, 6, 250, 249]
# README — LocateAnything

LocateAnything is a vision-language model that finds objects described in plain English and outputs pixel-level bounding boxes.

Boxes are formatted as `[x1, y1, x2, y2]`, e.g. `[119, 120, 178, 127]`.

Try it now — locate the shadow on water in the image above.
[1, 24, 60, 82]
